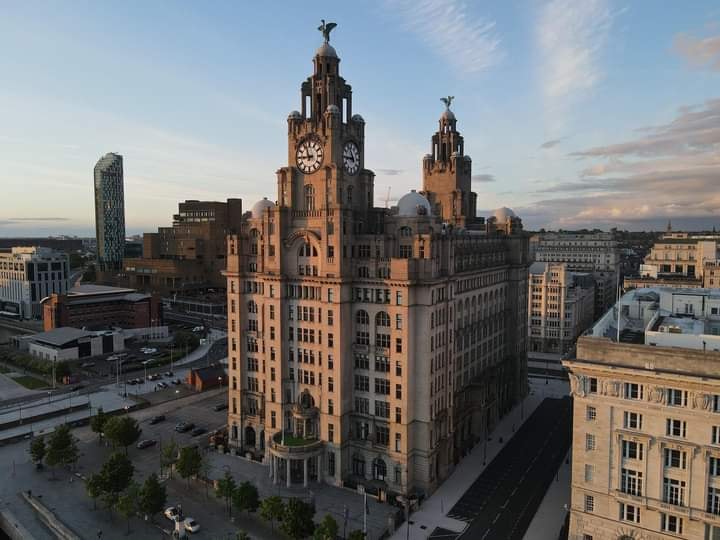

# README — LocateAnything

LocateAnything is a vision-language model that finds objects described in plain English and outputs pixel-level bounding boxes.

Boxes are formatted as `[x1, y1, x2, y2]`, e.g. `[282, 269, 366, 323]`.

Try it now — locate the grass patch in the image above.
[11, 375, 49, 389]
[0, 365, 10, 373]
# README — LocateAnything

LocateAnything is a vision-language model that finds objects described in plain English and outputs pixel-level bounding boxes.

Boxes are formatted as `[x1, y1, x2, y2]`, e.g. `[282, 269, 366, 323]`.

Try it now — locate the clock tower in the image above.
[276, 22, 374, 215]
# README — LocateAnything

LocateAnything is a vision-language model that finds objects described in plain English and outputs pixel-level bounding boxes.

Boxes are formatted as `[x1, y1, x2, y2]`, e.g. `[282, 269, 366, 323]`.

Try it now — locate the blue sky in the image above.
[1, 0, 719, 235]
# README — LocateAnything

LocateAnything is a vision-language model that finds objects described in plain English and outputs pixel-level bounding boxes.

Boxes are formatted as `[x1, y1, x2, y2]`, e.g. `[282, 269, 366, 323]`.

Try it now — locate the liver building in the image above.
[225, 23, 530, 500]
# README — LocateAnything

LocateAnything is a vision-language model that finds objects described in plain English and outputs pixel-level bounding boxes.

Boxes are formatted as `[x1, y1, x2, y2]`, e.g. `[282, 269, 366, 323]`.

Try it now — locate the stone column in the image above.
[286, 458, 291, 488]
[303, 457, 308, 488]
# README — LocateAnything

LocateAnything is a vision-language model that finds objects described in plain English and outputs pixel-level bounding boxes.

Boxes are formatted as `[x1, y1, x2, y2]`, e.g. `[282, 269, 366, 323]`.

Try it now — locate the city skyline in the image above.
[1, 0, 719, 236]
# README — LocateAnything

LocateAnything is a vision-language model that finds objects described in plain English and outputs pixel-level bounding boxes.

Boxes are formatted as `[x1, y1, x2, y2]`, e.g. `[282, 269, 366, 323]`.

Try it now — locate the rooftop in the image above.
[68, 284, 137, 296]
[29, 327, 96, 347]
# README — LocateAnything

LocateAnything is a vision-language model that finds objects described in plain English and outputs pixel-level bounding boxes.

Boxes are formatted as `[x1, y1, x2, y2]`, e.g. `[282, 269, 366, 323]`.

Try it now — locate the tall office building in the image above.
[94, 153, 125, 273]
[563, 287, 720, 540]
[224, 25, 529, 499]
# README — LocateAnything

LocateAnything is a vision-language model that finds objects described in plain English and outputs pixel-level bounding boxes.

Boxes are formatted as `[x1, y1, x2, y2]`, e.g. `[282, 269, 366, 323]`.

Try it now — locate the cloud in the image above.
[375, 168, 404, 176]
[472, 173, 495, 182]
[537, 0, 613, 100]
[674, 32, 720, 71]
[540, 139, 562, 149]
[5, 217, 71, 222]
[523, 98, 720, 230]
[385, 0, 502, 75]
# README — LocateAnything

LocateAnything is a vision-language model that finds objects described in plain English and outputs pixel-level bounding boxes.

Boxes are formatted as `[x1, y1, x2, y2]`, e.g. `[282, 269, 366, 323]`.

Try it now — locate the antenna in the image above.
[384, 186, 391, 209]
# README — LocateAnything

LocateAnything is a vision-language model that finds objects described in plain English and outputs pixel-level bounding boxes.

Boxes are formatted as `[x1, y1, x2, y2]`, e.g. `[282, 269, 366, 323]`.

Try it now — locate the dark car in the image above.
[164, 371, 173, 378]
[137, 439, 157, 449]
[190, 427, 207, 437]
[175, 422, 195, 433]
[149, 415, 166, 425]
[128, 379, 138, 385]
[213, 403, 228, 412]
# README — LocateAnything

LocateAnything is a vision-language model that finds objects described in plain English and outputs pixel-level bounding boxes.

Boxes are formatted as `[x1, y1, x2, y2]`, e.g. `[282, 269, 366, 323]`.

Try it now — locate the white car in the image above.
[184, 518, 200, 533]
[164, 507, 179, 521]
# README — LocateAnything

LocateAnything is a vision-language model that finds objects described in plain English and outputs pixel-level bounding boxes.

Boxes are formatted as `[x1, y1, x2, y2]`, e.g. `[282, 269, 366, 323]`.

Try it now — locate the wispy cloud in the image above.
[384, 0, 502, 75]
[375, 168, 404, 176]
[540, 139, 563, 149]
[674, 31, 720, 71]
[4, 217, 71, 222]
[472, 173, 495, 182]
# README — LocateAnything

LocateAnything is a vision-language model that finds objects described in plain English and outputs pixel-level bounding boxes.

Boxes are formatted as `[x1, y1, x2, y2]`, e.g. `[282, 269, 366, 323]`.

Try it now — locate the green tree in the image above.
[281, 498, 316, 540]
[103, 416, 141, 454]
[29, 436, 46, 467]
[99, 452, 135, 511]
[313, 514, 339, 540]
[215, 470, 236, 516]
[86, 473, 104, 510]
[139, 473, 166, 521]
[45, 424, 79, 478]
[235, 532, 250, 540]
[173, 330, 200, 353]
[176, 446, 202, 487]
[160, 439, 179, 478]
[259, 496, 285, 532]
[347, 530, 365, 540]
[90, 407, 108, 444]
[232, 481, 259, 515]
[116, 481, 140, 534]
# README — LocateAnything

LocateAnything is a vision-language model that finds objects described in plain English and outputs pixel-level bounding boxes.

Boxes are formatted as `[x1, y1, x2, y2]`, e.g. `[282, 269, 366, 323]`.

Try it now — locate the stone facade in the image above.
[564, 334, 720, 540]
[224, 28, 529, 500]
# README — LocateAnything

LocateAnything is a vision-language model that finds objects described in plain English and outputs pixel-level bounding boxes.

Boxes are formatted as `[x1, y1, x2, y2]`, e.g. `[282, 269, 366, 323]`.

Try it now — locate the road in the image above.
[442, 397, 572, 540]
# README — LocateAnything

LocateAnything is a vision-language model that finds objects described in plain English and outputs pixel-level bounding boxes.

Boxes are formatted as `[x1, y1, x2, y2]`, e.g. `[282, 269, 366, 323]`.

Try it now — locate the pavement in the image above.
[522, 450, 571, 540]
[391, 378, 570, 540]
[0, 372, 42, 401]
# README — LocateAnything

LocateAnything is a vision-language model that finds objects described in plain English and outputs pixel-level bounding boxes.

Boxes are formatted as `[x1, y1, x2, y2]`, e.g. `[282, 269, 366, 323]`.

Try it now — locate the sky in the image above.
[1, 0, 719, 236]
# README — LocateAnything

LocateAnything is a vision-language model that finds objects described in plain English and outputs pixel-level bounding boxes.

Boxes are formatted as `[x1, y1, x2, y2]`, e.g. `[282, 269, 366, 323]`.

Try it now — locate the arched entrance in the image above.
[245, 426, 256, 448]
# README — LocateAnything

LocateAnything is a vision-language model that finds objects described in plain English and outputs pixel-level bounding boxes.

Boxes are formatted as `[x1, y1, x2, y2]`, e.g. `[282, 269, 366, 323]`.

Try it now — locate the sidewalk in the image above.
[522, 449, 571, 540]
[391, 378, 569, 540]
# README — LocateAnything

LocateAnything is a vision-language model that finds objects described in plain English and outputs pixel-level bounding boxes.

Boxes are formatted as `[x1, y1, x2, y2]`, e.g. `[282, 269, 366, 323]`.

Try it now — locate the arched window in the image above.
[399, 226, 412, 237]
[373, 457, 387, 480]
[356, 310, 369, 325]
[304, 185, 315, 211]
[375, 311, 390, 327]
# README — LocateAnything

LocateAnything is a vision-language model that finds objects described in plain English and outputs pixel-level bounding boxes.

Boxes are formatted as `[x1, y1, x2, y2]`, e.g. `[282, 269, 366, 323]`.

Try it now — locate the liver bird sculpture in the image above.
[318, 20, 337, 43]
[440, 96, 455, 110]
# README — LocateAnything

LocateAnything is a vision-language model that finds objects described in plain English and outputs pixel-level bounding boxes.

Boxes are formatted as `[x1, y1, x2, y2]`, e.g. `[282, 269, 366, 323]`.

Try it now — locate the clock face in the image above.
[343, 141, 360, 175]
[296, 140, 324, 174]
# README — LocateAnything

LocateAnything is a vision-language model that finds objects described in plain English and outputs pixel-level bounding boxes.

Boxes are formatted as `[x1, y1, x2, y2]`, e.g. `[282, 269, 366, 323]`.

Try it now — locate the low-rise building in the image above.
[42, 284, 162, 331]
[563, 287, 720, 540]
[187, 364, 227, 392]
[642, 231, 720, 280]
[0, 247, 70, 319]
[17, 327, 125, 362]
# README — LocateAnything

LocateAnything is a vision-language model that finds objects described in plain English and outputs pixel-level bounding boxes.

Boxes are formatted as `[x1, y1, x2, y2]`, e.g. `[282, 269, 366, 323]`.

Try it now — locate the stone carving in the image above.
[441, 96, 455, 110]
[603, 380, 620, 397]
[647, 385, 665, 404]
[318, 19, 337, 43]
[569, 374, 585, 397]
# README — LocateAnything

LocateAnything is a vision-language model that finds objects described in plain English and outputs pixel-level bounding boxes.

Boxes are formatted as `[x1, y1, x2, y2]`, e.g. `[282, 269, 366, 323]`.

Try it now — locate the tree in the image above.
[232, 481, 259, 515]
[86, 473, 104, 510]
[160, 439, 179, 477]
[29, 436, 46, 468]
[99, 452, 135, 511]
[259, 496, 285, 531]
[313, 514, 339, 540]
[116, 481, 140, 534]
[215, 470, 236, 516]
[103, 416, 141, 454]
[90, 407, 108, 444]
[235, 532, 250, 540]
[45, 424, 79, 478]
[139, 473, 166, 521]
[281, 498, 316, 540]
[176, 446, 202, 487]
[347, 530, 365, 540]
[173, 330, 200, 353]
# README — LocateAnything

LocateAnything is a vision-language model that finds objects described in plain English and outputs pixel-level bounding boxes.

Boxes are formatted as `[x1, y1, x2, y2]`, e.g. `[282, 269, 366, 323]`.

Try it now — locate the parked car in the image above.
[149, 415, 165, 425]
[175, 422, 195, 433]
[136, 439, 157, 449]
[184, 518, 200, 533]
[157, 381, 168, 389]
[164, 371, 173, 378]
[164, 507, 179, 521]
[172, 378, 182, 385]
[190, 427, 207, 437]
[213, 403, 228, 411]
[134, 378, 143, 384]
[128, 379, 138, 386]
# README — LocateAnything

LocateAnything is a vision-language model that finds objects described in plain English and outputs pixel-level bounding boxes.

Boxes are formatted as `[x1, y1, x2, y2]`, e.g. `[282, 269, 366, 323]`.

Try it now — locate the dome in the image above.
[326, 104, 340, 115]
[288, 110, 302, 120]
[351, 114, 365, 124]
[397, 190, 432, 217]
[250, 197, 274, 219]
[441, 109, 456, 121]
[316, 42, 338, 58]
[463, 155, 472, 161]
[493, 207, 517, 223]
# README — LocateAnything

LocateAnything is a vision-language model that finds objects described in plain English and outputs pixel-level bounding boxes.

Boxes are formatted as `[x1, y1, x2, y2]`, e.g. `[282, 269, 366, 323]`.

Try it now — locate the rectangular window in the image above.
[356, 331, 370, 345]
[588, 377, 598, 394]
[396, 338, 403, 353]
[396, 314, 402, 330]
[619, 503, 640, 523]
[584, 495, 594, 512]
[374, 400, 390, 418]
[667, 388, 687, 407]
[271, 411, 276, 428]
[354, 375, 369, 392]
[328, 333, 334, 347]
[355, 397, 369, 414]
[396, 291, 403, 305]
[623, 411, 642, 430]
[708, 486, 720, 515]
[374, 356, 390, 372]
[395, 407, 402, 424]
[395, 384, 402, 399]
[660, 513, 683, 534]
[375, 333, 391, 348]
[375, 425, 389, 446]
[375, 378, 390, 395]
[328, 423, 334, 443]
[586, 406, 596, 421]
[395, 432, 401, 452]
[355, 354, 369, 370]
[664, 448, 687, 469]
[621, 468, 643, 496]
[663, 477, 686, 506]
[624, 382, 643, 400]
[585, 433, 596, 451]
[713, 426, 720, 445]
[269, 305, 275, 320]
[328, 376, 334, 392]
[584, 464, 594, 483]
[666, 418, 687, 438]
[710, 457, 720, 476]
[622, 440, 644, 460]
[396, 361, 402, 376]
[327, 310, 334, 326]
[328, 452, 335, 476]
